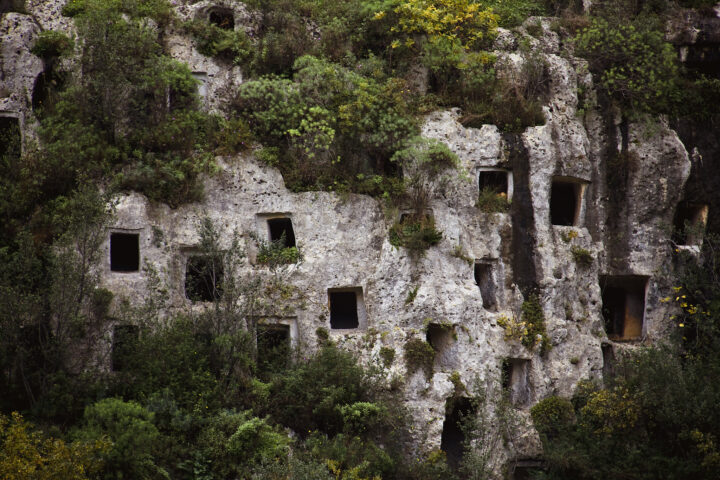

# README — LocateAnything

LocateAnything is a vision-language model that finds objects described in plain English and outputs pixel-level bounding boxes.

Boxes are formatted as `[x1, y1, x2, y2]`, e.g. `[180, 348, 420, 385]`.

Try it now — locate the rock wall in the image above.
[2, 1, 707, 472]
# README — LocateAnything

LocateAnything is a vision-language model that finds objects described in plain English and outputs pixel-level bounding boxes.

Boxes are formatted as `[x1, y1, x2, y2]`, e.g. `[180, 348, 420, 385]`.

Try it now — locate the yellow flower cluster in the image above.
[382, 0, 498, 50]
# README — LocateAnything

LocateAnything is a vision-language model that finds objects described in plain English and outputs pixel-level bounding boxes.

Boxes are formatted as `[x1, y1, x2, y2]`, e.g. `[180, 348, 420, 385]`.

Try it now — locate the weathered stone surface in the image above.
[3, 2, 697, 475]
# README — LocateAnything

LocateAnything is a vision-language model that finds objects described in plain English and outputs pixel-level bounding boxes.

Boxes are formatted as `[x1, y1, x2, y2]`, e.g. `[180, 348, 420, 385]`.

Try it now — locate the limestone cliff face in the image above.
[3, 0, 717, 471]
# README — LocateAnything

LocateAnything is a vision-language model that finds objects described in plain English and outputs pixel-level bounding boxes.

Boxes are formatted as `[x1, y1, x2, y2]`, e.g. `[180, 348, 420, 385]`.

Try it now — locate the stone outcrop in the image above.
[2, 1, 709, 474]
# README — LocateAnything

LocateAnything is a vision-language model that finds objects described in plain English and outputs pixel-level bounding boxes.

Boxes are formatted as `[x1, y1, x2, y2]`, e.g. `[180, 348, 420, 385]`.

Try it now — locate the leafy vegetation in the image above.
[497, 294, 551, 354]
[5, 0, 720, 478]
[476, 186, 510, 213]
[404, 337, 436, 378]
[570, 246, 593, 268]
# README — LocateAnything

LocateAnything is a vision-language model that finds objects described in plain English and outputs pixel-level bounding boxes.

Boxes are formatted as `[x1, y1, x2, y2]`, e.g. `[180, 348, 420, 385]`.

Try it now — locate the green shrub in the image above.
[530, 396, 575, 437]
[574, 18, 679, 115]
[198, 410, 290, 477]
[31, 31, 74, 58]
[476, 186, 510, 213]
[389, 216, 443, 251]
[379, 346, 396, 367]
[0, 412, 109, 480]
[521, 294, 551, 354]
[404, 337, 435, 378]
[268, 345, 368, 435]
[571, 246, 593, 268]
[235, 55, 417, 194]
[185, 19, 252, 65]
[74, 398, 165, 479]
[255, 234, 302, 268]
[484, 0, 547, 28]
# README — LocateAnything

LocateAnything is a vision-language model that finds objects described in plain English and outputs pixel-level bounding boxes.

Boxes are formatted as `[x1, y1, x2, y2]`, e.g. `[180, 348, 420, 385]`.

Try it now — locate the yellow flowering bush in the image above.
[389, 0, 498, 50]
[580, 387, 640, 435]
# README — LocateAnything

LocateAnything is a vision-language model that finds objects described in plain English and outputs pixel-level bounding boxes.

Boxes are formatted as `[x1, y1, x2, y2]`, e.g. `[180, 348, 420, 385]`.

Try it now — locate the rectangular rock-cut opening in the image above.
[600, 275, 648, 341]
[110, 233, 140, 272]
[0, 116, 21, 159]
[328, 288, 365, 329]
[474, 261, 497, 311]
[267, 217, 296, 248]
[192, 72, 209, 101]
[112, 324, 139, 372]
[426, 323, 454, 369]
[479, 169, 510, 196]
[502, 358, 531, 406]
[550, 177, 586, 226]
[511, 459, 545, 480]
[441, 397, 475, 469]
[673, 202, 709, 246]
[602, 343, 615, 381]
[257, 324, 291, 372]
[185, 255, 223, 302]
[208, 8, 234, 29]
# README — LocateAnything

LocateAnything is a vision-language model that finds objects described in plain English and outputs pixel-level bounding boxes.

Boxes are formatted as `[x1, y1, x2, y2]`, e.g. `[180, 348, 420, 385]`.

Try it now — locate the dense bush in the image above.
[574, 18, 679, 115]
[236, 55, 417, 192]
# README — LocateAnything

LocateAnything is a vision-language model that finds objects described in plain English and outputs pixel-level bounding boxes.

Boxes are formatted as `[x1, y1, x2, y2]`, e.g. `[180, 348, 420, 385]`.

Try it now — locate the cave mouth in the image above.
[268, 217, 296, 247]
[550, 179, 583, 226]
[185, 255, 223, 302]
[441, 397, 475, 469]
[600, 275, 648, 341]
[110, 233, 140, 272]
[474, 261, 497, 311]
[329, 289, 360, 329]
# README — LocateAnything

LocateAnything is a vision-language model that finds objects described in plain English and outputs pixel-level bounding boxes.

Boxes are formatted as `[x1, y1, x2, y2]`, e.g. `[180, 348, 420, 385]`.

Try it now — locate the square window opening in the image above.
[267, 217, 296, 248]
[329, 289, 363, 329]
[600, 275, 648, 341]
[479, 170, 508, 195]
[441, 397, 475, 469]
[110, 233, 140, 272]
[502, 358, 531, 406]
[186, 255, 223, 302]
[112, 325, 139, 371]
[672, 202, 708, 246]
[474, 262, 497, 311]
[550, 179, 584, 226]
[511, 460, 545, 480]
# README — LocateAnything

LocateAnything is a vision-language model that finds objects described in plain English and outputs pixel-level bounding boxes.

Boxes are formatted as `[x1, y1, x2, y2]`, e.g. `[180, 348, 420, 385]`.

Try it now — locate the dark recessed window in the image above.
[441, 397, 475, 469]
[110, 233, 140, 272]
[600, 275, 648, 340]
[185, 255, 223, 302]
[479, 170, 508, 195]
[268, 217, 296, 248]
[502, 358, 531, 406]
[550, 180, 583, 226]
[208, 8, 234, 29]
[672, 202, 708, 246]
[329, 291, 359, 329]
